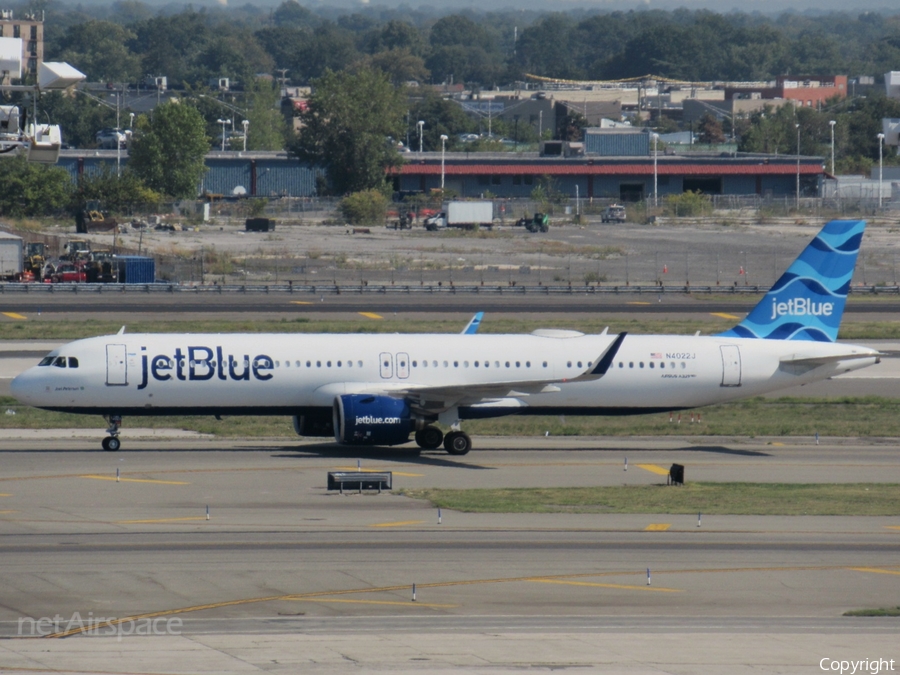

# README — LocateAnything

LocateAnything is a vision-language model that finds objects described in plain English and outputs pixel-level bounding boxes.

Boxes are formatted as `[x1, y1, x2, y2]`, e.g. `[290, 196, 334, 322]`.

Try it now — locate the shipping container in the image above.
[113, 256, 155, 284]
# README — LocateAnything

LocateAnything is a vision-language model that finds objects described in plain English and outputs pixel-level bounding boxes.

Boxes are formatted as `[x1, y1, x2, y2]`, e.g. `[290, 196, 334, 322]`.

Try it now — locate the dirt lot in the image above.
[37, 213, 900, 287]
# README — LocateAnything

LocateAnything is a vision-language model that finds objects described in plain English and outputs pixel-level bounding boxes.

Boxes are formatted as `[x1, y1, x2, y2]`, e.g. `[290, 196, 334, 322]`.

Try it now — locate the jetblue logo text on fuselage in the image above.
[770, 298, 833, 321]
[137, 346, 274, 390]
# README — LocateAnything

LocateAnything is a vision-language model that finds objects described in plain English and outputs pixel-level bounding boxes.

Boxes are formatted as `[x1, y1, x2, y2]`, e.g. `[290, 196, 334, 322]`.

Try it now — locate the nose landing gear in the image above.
[102, 415, 122, 451]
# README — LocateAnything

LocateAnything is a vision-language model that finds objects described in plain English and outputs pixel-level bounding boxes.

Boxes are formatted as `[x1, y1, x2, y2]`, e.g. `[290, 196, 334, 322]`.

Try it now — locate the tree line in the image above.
[35, 2, 900, 90]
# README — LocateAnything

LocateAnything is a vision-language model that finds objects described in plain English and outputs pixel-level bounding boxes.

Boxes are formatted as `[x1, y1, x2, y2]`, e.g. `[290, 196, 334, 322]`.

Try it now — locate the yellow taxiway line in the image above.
[1, 312, 27, 320]
[711, 312, 741, 320]
[80, 475, 189, 485]
[370, 520, 426, 528]
[530, 578, 681, 593]
[635, 463, 670, 476]
[117, 517, 209, 524]
[304, 598, 456, 608]
[849, 567, 900, 576]
[358, 312, 383, 320]
[290, 301, 313, 305]
[644, 524, 672, 532]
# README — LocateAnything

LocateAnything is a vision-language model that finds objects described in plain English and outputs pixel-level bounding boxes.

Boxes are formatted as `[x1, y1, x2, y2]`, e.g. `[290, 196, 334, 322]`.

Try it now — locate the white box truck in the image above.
[0, 231, 24, 280]
[424, 201, 494, 230]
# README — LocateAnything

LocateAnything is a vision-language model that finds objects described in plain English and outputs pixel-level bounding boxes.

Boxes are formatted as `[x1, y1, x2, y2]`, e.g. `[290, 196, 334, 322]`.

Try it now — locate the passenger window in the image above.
[474, 361, 479, 367]
[618, 362, 623, 368]
[526, 361, 531, 368]
[660, 362, 665, 369]
[337, 361, 342, 367]
[454, 361, 459, 368]
[463, 361, 469, 368]
[494, 361, 500, 368]
[443, 361, 448, 367]
[649, 362, 654, 368]
[68, 357, 79, 368]
[543, 362, 547, 368]
[567, 361, 572, 368]
[629, 362, 634, 368]
[515, 361, 520, 368]
[306, 361, 311, 368]
[327, 361, 332, 367]
[412, 360, 417, 367]
[316, 361, 321, 367]
[640, 362, 644, 368]
[577, 361, 582, 368]
[505, 362, 510, 368]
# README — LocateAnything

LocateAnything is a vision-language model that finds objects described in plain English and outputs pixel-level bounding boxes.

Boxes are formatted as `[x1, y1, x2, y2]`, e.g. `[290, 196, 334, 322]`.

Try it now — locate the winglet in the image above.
[570, 332, 627, 382]
[117, 326, 126, 335]
[462, 312, 484, 335]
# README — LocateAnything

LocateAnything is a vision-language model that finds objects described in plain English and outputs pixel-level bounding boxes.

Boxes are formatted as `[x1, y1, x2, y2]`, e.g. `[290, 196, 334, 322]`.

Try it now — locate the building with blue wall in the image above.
[57, 150, 323, 198]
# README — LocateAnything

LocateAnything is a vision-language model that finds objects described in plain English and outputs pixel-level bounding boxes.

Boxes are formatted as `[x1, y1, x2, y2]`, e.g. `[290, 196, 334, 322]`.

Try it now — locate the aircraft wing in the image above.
[391, 332, 627, 410]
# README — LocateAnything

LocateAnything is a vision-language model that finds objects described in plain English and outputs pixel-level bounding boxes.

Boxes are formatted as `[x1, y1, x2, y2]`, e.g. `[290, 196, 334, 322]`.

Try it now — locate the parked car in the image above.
[601, 204, 627, 223]
[51, 263, 87, 283]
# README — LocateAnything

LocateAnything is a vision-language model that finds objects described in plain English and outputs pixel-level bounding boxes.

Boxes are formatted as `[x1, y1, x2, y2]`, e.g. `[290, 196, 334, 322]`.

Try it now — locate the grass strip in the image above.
[843, 607, 900, 617]
[2, 315, 900, 340]
[4, 396, 900, 438]
[401, 483, 900, 516]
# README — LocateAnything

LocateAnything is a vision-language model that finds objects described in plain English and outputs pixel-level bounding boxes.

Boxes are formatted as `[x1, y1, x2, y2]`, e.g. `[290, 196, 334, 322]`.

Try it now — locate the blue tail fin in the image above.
[717, 219, 865, 342]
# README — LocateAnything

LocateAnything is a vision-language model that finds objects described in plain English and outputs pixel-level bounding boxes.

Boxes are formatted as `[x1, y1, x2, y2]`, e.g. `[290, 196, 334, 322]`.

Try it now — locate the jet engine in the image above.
[333, 394, 414, 446]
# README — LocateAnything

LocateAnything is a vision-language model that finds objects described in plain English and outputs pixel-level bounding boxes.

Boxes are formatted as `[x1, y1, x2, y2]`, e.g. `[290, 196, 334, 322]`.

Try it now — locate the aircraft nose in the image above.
[10, 369, 37, 405]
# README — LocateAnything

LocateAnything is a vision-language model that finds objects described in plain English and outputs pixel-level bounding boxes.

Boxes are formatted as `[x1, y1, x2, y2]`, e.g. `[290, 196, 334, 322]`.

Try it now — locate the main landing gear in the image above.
[414, 425, 444, 450]
[443, 430, 472, 456]
[413, 425, 472, 455]
[102, 415, 122, 452]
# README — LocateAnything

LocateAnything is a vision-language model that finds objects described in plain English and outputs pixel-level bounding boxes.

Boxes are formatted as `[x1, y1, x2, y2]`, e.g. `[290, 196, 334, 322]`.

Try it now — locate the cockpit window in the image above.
[68, 357, 79, 368]
[53, 357, 66, 368]
[38, 356, 54, 366]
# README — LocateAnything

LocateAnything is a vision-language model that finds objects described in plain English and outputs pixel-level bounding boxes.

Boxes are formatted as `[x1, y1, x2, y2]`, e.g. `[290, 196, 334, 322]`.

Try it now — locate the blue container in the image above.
[114, 256, 155, 284]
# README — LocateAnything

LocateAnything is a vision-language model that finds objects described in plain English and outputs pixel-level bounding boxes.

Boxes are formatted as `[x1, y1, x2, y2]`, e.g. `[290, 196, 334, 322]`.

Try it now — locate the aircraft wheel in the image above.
[443, 431, 471, 456]
[102, 436, 120, 452]
[415, 426, 444, 450]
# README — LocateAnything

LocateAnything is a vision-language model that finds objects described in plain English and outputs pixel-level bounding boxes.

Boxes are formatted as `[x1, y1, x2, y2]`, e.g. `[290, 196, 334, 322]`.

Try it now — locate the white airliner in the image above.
[10, 220, 880, 455]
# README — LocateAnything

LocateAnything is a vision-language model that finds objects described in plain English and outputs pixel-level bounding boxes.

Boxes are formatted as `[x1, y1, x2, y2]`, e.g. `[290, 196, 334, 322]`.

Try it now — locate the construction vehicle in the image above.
[21, 242, 47, 282]
[75, 201, 118, 234]
[60, 240, 92, 263]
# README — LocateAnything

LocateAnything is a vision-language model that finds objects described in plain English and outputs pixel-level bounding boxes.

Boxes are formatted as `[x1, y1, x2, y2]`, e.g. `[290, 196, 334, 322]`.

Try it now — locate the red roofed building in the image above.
[392, 152, 824, 201]
[724, 76, 847, 109]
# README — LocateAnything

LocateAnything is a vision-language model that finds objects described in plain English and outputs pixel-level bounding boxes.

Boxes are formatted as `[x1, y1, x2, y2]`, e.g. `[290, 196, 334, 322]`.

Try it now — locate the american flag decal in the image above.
[650, 352, 662, 359]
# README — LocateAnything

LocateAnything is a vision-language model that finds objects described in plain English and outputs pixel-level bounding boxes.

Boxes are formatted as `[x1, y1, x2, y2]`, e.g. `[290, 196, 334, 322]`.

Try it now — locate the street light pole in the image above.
[440, 134, 448, 191]
[417, 120, 424, 156]
[877, 132, 885, 210]
[651, 133, 659, 207]
[217, 119, 230, 151]
[241, 120, 249, 152]
[795, 123, 801, 211]
[829, 120, 836, 176]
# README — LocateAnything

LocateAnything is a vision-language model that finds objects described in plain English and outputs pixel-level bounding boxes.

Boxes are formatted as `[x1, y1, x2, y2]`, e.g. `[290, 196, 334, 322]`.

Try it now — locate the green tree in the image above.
[39, 90, 117, 149]
[72, 166, 161, 214]
[0, 157, 72, 218]
[409, 90, 473, 151]
[243, 78, 288, 151]
[291, 68, 406, 195]
[340, 189, 388, 225]
[55, 21, 142, 83]
[129, 102, 210, 198]
[697, 113, 726, 144]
